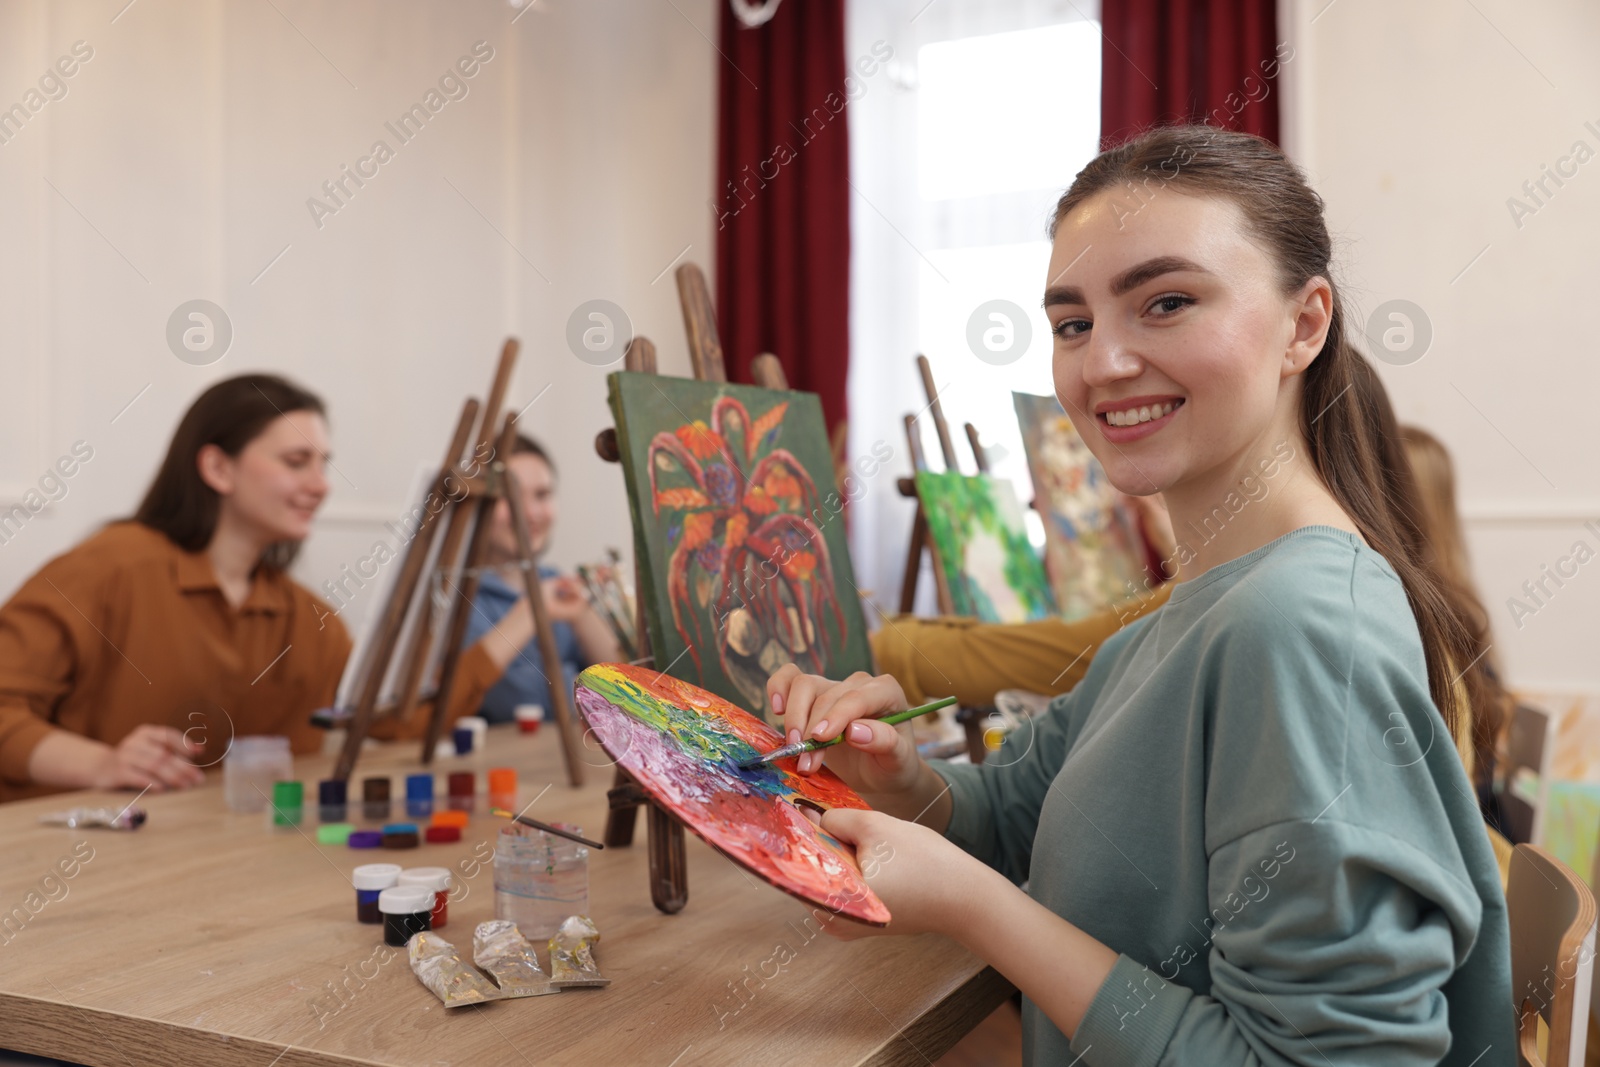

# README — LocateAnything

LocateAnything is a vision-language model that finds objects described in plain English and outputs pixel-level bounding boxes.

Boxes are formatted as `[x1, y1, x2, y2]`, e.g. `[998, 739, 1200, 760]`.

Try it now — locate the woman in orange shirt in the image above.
[0, 374, 560, 803]
[0, 375, 351, 801]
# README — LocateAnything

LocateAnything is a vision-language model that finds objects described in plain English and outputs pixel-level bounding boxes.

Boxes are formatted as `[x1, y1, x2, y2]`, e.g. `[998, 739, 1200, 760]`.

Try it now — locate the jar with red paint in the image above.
[397, 867, 453, 928]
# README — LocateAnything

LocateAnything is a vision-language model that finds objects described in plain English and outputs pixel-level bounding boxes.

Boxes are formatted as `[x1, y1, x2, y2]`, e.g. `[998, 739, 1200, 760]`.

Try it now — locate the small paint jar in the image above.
[379, 886, 434, 947]
[362, 777, 391, 823]
[318, 779, 348, 823]
[488, 768, 517, 811]
[430, 810, 468, 829]
[352, 863, 401, 924]
[397, 867, 452, 928]
[317, 823, 355, 846]
[424, 825, 461, 844]
[458, 716, 488, 751]
[452, 726, 473, 755]
[348, 830, 384, 849]
[382, 823, 420, 849]
[405, 774, 434, 819]
[270, 780, 303, 828]
[514, 704, 544, 734]
[447, 772, 475, 813]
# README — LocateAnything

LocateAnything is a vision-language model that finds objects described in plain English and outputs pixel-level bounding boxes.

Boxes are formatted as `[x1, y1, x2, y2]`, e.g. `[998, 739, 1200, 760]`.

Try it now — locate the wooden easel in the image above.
[964, 421, 991, 473]
[897, 356, 1004, 762]
[897, 354, 958, 615]
[331, 339, 585, 788]
[590, 263, 792, 915]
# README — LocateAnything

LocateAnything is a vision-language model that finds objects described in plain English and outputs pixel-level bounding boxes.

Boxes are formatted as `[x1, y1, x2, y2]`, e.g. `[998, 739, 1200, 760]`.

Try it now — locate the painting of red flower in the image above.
[609, 375, 872, 717]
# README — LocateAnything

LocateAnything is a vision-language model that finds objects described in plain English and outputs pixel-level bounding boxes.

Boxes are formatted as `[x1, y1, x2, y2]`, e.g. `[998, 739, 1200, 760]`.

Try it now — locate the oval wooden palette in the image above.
[573, 662, 890, 926]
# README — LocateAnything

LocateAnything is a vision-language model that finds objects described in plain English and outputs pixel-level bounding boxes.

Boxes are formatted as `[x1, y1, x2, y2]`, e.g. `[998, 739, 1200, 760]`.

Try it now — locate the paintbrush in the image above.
[489, 808, 606, 850]
[735, 696, 958, 770]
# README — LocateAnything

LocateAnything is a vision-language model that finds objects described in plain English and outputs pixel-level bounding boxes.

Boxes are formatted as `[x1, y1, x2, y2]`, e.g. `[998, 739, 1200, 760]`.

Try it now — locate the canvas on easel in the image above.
[1013, 391, 1148, 619]
[592, 264, 840, 914]
[896, 354, 1053, 625]
[914, 469, 1055, 623]
[606, 372, 872, 718]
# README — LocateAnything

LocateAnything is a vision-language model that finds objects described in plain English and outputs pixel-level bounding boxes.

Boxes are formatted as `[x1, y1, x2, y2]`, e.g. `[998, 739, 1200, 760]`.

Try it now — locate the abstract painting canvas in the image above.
[1013, 392, 1148, 620]
[608, 373, 872, 718]
[574, 663, 890, 925]
[914, 470, 1054, 623]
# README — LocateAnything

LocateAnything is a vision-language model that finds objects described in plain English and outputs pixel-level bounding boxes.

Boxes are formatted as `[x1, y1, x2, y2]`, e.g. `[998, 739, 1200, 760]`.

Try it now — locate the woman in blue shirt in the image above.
[462, 435, 621, 723]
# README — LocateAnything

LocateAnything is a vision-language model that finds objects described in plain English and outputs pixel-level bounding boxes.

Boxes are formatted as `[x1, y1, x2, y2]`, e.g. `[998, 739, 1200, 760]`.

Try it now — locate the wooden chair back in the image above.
[1509, 844, 1595, 1066]
[1505, 702, 1554, 844]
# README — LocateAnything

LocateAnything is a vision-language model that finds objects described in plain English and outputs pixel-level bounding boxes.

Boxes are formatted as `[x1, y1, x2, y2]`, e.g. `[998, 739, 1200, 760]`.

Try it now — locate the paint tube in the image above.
[407, 932, 502, 1007]
[549, 915, 609, 988]
[473, 920, 559, 998]
[38, 806, 145, 830]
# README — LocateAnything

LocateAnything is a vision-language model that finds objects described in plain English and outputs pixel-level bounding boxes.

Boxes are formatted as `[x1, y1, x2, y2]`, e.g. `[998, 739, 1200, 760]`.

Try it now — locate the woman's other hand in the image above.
[92, 724, 204, 792]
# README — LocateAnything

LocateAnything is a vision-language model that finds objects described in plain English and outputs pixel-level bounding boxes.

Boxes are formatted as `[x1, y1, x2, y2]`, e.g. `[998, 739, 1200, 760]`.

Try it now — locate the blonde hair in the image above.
[1400, 425, 1510, 782]
[1402, 427, 1471, 593]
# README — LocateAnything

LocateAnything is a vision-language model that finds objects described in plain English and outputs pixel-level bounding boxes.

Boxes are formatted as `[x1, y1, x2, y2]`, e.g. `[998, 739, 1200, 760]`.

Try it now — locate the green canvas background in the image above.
[608, 372, 873, 718]
[914, 469, 1055, 623]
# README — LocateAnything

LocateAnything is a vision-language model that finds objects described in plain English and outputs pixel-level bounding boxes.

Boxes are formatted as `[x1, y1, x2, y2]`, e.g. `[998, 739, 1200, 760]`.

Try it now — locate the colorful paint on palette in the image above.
[1013, 392, 1147, 620]
[914, 470, 1055, 623]
[573, 662, 890, 926]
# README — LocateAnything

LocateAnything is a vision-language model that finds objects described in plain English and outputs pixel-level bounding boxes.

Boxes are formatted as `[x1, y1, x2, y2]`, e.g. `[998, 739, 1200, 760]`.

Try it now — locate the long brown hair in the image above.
[1049, 126, 1479, 752]
[134, 374, 327, 571]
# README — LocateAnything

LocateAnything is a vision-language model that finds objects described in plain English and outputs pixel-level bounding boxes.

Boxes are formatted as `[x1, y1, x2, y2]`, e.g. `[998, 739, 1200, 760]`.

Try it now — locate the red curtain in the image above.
[1100, 0, 1283, 150]
[714, 0, 850, 432]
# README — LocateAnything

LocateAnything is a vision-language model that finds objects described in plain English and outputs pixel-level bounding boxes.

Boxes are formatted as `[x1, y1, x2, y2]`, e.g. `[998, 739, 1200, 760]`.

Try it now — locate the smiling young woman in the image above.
[767, 128, 1510, 1066]
[0, 375, 354, 802]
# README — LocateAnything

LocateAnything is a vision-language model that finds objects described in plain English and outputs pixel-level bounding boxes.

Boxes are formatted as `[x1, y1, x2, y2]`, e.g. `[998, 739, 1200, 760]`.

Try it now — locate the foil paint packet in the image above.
[473, 920, 559, 999]
[549, 914, 609, 989]
[408, 932, 503, 1007]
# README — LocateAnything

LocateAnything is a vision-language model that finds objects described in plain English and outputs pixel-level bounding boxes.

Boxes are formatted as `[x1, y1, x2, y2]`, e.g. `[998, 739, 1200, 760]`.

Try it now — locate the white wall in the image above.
[0, 0, 716, 647]
[3, 0, 1593, 698]
[1292, 0, 1600, 695]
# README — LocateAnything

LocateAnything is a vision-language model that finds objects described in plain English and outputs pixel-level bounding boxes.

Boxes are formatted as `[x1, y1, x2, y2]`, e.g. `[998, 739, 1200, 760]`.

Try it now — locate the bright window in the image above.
[845, 0, 1102, 611]
[915, 21, 1101, 542]
[917, 23, 1101, 201]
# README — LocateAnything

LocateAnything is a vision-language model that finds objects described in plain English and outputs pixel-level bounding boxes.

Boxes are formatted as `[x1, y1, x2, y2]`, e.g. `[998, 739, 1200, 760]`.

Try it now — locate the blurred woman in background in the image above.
[457, 434, 622, 724]
[1402, 424, 1512, 821]
[0, 375, 350, 801]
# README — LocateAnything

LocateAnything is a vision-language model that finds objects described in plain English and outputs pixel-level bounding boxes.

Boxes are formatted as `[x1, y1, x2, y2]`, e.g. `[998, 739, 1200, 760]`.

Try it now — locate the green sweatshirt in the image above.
[933, 527, 1512, 1066]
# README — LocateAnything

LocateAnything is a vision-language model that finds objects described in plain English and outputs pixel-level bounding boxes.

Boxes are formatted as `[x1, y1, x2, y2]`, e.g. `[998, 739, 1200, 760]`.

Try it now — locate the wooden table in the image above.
[0, 726, 1013, 1067]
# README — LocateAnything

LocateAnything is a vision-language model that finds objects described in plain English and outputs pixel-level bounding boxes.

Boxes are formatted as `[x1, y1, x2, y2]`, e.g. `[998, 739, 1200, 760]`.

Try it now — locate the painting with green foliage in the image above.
[608, 372, 873, 719]
[914, 471, 1054, 623]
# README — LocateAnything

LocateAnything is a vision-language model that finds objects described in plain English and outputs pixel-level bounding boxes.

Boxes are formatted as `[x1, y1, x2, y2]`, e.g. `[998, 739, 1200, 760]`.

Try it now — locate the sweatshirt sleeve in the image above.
[926, 635, 1128, 883]
[1072, 820, 1481, 1066]
[869, 584, 1170, 707]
